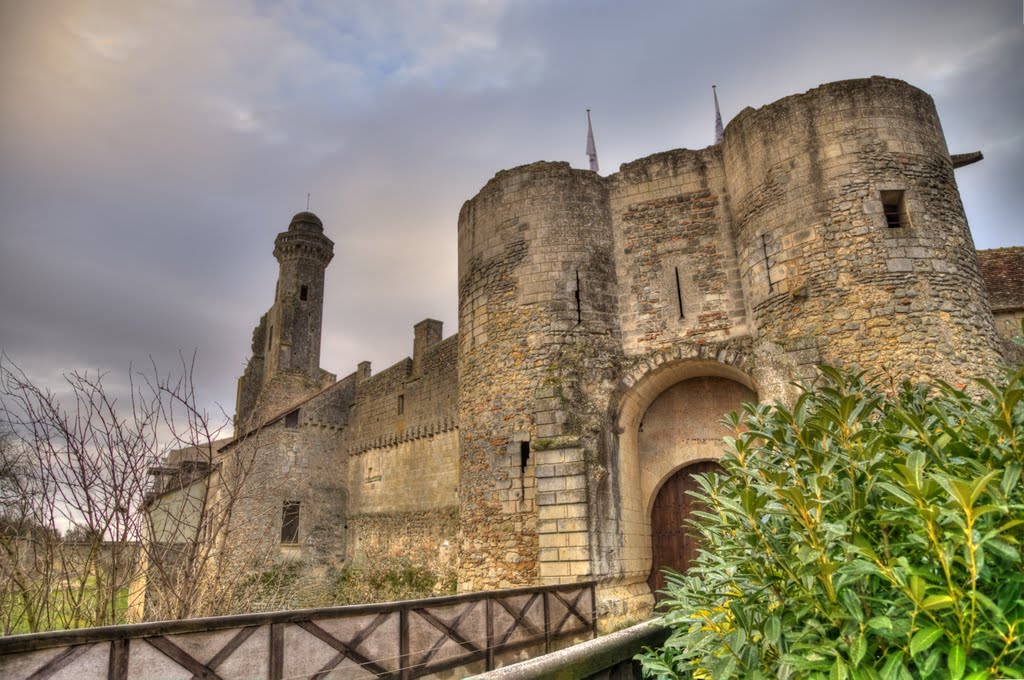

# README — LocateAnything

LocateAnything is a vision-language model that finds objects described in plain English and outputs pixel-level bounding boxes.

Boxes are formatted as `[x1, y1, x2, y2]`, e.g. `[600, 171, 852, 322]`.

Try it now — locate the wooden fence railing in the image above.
[0, 581, 596, 679]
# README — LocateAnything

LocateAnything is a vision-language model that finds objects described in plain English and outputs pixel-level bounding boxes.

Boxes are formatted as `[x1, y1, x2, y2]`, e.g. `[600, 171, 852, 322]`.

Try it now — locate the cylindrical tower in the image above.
[266, 211, 334, 385]
[724, 77, 1001, 382]
[457, 162, 619, 591]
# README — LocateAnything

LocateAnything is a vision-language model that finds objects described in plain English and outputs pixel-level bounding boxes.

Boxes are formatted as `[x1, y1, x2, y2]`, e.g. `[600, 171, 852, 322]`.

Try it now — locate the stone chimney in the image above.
[356, 361, 372, 385]
[412, 319, 444, 376]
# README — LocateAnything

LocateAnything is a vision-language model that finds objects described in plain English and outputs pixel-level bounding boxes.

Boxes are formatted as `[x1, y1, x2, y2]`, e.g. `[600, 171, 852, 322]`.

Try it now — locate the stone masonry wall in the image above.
[347, 335, 458, 453]
[724, 77, 1002, 383]
[216, 414, 347, 577]
[346, 430, 460, 560]
[343, 333, 460, 562]
[457, 162, 621, 592]
[608, 148, 748, 353]
[347, 507, 458, 567]
[236, 313, 268, 426]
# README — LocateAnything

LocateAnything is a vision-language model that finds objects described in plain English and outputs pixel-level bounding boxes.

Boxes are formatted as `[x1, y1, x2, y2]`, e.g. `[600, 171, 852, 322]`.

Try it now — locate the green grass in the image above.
[1, 577, 131, 635]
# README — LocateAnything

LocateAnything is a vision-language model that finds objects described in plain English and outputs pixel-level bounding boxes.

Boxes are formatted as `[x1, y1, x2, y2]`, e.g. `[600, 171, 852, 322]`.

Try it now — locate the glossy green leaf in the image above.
[849, 633, 867, 668]
[831, 657, 849, 680]
[921, 594, 954, 611]
[948, 643, 965, 680]
[867, 616, 893, 632]
[918, 648, 940, 678]
[764, 615, 781, 645]
[880, 652, 905, 680]
[909, 627, 943, 657]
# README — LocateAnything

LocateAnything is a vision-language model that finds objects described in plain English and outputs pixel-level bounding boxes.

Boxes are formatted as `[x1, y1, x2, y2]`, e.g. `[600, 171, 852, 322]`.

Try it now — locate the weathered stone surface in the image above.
[144, 78, 1020, 624]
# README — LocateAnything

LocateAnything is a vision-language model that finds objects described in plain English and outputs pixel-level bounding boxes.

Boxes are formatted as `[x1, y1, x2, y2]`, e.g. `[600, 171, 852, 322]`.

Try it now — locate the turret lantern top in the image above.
[287, 211, 325, 234]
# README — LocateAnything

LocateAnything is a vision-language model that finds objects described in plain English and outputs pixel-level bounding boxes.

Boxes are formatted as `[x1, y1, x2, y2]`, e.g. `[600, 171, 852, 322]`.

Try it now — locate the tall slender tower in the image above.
[265, 211, 334, 384]
[236, 212, 334, 425]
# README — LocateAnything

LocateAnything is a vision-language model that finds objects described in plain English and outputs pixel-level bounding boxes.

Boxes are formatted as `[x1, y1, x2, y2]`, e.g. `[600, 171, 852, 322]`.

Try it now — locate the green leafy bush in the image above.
[638, 366, 1024, 679]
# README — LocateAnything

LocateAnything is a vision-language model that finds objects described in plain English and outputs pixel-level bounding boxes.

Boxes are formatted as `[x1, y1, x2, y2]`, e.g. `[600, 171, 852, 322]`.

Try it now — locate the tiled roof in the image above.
[978, 246, 1024, 312]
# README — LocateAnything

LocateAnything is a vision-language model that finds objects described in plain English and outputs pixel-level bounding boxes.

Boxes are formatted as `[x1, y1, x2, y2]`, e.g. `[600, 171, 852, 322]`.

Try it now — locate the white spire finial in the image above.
[586, 109, 599, 173]
[713, 85, 724, 145]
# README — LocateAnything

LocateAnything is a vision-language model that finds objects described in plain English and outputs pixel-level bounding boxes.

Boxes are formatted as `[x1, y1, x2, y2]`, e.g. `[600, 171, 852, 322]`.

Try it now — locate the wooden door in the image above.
[648, 460, 721, 598]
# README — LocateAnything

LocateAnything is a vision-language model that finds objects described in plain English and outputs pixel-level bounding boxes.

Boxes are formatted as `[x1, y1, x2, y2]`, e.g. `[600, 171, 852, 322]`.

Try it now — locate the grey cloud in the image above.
[1, 0, 1020, 423]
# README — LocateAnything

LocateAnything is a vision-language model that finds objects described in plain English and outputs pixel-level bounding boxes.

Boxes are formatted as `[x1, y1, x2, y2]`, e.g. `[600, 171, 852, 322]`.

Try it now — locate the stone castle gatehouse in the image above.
[146, 76, 1024, 625]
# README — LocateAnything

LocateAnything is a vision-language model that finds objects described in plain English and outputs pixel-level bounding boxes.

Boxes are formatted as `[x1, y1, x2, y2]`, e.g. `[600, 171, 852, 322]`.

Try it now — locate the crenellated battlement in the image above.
[145, 77, 1015, 626]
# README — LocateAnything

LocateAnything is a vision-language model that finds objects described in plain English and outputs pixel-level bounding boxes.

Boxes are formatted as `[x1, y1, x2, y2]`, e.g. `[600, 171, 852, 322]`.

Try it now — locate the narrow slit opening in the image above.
[761, 233, 774, 294]
[675, 266, 685, 318]
[574, 270, 582, 324]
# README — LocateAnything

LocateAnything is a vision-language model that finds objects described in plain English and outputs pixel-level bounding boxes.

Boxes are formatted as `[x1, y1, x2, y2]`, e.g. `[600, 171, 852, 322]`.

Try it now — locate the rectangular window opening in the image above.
[284, 410, 299, 428]
[267, 325, 273, 351]
[281, 501, 300, 544]
[519, 441, 531, 472]
[397, 394, 404, 415]
[300, 285, 308, 301]
[881, 190, 909, 228]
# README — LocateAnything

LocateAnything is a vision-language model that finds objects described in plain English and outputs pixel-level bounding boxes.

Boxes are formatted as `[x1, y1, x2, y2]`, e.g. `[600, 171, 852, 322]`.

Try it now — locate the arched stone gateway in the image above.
[602, 358, 757, 619]
[638, 375, 756, 596]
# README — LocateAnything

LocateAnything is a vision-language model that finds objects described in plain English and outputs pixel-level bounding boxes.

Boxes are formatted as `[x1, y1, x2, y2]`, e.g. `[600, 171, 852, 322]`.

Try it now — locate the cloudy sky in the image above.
[1, 0, 1021, 430]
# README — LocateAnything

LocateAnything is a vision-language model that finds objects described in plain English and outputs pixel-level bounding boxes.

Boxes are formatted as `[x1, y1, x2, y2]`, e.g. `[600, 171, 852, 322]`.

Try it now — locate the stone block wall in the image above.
[227, 418, 347, 569]
[347, 336, 458, 451]
[343, 332, 460, 562]
[235, 313, 267, 426]
[347, 507, 458, 568]
[346, 430, 460, 561]
[608, 148, 748, 353]
[181, 77, 1016, 628]
[724, 77, 1002, 383]
[534, 445, 589, 583]
[457, 161, 621, 592]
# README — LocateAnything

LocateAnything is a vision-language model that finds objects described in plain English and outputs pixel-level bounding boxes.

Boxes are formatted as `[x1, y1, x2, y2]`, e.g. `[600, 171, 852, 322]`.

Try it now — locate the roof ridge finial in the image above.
[713, 85, 724, 145]
[586, 109, 599, 173]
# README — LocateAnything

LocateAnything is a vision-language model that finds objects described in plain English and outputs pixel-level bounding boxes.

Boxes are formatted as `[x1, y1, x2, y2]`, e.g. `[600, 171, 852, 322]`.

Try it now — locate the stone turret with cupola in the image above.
[235, 211, 336, 426]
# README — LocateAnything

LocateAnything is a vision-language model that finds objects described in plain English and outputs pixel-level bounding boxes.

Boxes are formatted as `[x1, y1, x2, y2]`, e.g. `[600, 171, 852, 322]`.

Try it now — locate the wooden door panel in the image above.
[648, 461, 721, 598]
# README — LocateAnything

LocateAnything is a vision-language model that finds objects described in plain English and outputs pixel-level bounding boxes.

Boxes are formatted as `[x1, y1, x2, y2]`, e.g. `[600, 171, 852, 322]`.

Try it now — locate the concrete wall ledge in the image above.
[469, 619, 669, 680]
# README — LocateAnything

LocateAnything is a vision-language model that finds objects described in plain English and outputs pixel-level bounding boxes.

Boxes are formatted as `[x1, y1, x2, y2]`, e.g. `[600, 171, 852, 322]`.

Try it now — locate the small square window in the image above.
[881, 190, 909, 229]
[281, 501, 300, 544]
[285, 410, 299, 428]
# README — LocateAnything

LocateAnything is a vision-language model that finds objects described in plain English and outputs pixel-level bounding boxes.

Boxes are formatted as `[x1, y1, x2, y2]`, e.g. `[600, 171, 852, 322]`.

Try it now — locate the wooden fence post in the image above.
[543, 591, 551, 655]
[485, 596, 495, 671]
[399, 607, 410, 680]
[107, 639, 128, 680]
[269, 623, 283, 680]
[590, 584, 597, 639]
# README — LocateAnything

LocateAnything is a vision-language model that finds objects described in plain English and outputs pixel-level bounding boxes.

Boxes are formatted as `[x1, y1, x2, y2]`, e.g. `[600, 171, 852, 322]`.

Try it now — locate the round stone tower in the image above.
[456, 162, 619, 591]
[723, 77, 1001, 382]
[265, 211, 334, 390]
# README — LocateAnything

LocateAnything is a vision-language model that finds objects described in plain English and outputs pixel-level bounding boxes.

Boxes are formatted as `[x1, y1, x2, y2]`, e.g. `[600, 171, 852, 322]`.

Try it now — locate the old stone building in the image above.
[146, 76, 1024, 625]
